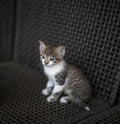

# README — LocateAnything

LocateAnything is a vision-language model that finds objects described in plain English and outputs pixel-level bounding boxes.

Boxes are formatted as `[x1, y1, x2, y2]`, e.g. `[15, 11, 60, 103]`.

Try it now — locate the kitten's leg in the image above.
[60, 96, 69, 103]
[42, 80, 54, 96]
[47, 84, 64, 102]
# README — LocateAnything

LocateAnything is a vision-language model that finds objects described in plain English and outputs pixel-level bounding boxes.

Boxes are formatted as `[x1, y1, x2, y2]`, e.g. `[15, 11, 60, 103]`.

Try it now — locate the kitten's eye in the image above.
[41, 55, 45, 59]
[50, 57, 55, 61]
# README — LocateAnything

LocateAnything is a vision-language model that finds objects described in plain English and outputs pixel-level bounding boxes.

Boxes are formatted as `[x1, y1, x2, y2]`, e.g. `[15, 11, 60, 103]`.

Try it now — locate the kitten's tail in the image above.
[75, 98, 90, 111]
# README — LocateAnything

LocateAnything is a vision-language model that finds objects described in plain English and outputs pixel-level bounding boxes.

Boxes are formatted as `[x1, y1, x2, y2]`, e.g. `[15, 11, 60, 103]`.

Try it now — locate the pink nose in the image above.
[44, 60, 49, 65]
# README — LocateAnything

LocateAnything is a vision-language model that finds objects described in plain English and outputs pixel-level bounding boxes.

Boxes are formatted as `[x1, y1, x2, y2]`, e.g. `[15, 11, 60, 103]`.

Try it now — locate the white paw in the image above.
[60, 97, 68, 103]
[85, 106, 90, 111]
[42, 89, 49, 96]
[47, 95, 54, 102]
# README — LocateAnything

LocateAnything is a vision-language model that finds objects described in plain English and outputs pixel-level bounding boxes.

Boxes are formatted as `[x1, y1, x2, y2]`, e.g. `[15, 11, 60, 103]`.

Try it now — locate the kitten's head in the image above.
[39, 40, 65, 67]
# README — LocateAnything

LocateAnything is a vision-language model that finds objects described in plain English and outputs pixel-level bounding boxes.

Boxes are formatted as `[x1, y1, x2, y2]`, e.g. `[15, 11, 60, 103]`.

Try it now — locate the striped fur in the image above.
[39, 41, 93, 111]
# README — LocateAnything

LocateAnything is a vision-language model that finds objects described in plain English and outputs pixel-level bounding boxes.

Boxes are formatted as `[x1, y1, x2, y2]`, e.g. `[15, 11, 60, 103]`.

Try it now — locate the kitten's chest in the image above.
[44, 65, 63, 79]
[44, 67, 56, 78]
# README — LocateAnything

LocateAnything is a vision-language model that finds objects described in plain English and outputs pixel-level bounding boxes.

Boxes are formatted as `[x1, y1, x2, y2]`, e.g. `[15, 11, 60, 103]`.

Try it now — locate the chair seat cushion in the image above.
[0, 63, 110, 124]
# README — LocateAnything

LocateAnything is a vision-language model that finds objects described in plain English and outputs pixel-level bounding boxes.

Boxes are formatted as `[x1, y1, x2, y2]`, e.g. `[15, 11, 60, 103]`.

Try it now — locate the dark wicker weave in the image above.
[0, 0, 120, 124]
[78, 67, 120, 124]
[0, 0, 15, 62]
[78, 105, 120, 124]
[0, 63, 110, 124]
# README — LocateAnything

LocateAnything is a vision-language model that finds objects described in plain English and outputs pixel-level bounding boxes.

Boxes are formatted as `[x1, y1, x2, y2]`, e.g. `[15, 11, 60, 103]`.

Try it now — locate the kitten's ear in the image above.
[39, 40, 46, 51]
[54, 46, 65, 58]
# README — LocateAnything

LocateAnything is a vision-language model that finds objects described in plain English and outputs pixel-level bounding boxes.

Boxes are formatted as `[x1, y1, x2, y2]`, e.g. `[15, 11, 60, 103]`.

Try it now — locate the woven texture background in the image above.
[14, 0, 120, 104]
[0, 63, 110, 124]
[0, 0, 15, 62]
[118, 65, 120, 103]
[78, 105, 120, 124]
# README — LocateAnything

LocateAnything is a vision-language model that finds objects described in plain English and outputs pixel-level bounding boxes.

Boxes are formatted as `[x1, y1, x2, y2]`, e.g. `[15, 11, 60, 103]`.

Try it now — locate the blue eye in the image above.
[41, 55, 45, 59]
[50, 57, 55, 61]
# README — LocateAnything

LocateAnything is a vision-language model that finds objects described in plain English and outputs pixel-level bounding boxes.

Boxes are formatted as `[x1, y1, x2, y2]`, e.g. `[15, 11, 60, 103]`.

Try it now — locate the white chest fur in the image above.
[44, 60, 65, 80]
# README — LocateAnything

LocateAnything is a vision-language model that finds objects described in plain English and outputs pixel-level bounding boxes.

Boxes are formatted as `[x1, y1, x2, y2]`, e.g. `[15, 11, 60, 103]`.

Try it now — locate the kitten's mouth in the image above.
[45, 63, 49, 66]
[44, 63, 51, 66]
[44, 63, 55, 67]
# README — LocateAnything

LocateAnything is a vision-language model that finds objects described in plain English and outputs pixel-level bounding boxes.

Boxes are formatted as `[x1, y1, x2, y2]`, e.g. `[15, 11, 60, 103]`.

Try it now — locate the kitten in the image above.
[39, 40, 93, 111]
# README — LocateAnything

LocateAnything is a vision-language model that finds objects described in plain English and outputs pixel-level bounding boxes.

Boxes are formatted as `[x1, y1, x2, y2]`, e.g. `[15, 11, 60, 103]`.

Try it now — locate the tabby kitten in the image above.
[39, 40, 93, 111]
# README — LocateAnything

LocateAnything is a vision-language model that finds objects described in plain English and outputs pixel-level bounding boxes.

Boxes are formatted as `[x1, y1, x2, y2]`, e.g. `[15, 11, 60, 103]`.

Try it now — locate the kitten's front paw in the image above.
[60, 97, 68, 104]
[42, 89, 49, 96]
[47, 95, 56, 102]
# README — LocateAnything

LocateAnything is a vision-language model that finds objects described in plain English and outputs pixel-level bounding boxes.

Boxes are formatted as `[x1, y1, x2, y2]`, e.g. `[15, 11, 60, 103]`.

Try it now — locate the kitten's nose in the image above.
[44, 60, 49, 65]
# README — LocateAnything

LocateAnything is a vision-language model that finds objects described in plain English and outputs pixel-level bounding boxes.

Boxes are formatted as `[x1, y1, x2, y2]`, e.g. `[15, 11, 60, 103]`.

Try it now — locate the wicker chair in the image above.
[0, 0, 119, 124]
